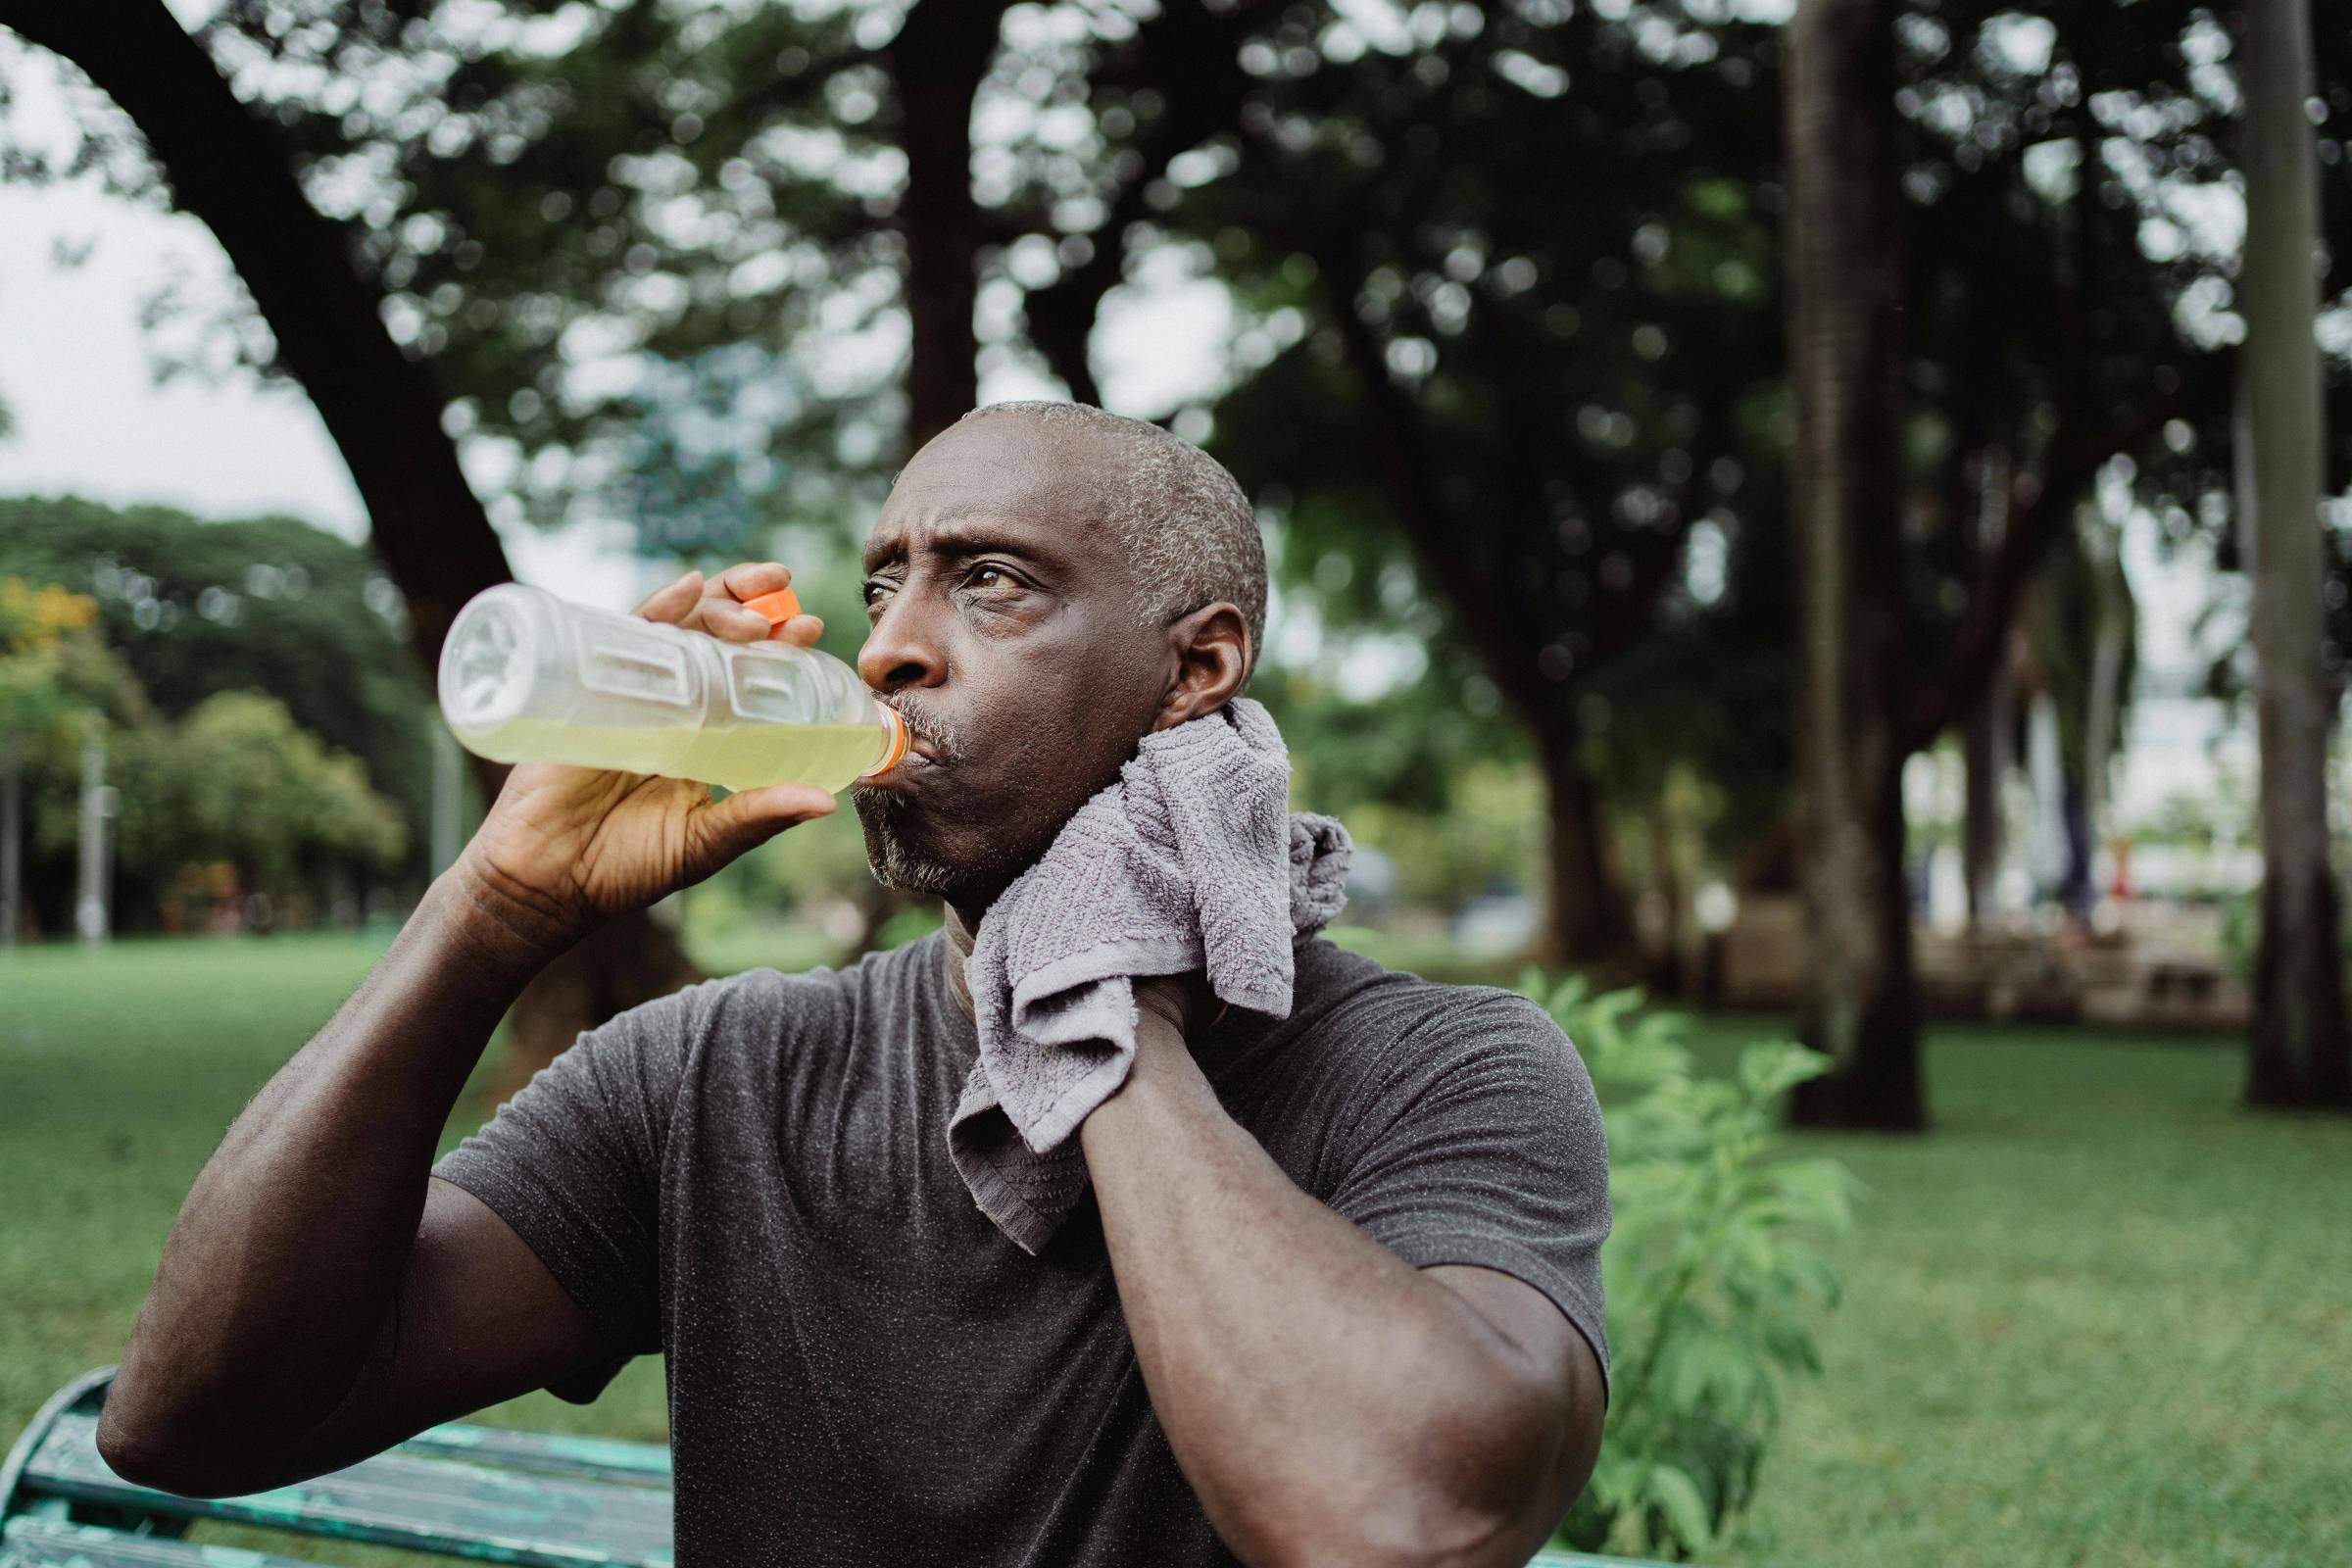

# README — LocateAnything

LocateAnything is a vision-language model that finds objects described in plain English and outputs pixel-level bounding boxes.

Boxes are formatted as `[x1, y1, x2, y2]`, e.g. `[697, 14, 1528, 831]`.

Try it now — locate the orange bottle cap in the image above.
[860, 706, 908, 778]
[742, 585, 802, 623]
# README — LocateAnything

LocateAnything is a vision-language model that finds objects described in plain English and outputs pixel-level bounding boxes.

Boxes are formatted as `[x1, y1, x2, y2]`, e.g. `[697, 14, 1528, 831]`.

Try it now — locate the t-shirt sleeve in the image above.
[1325, 990, 1613, 1400]
[431, 981, 700, 1404]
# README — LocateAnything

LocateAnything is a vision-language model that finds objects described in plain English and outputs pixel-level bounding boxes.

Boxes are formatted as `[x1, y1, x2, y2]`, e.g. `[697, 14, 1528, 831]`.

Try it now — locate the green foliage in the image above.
[874, 902, 946, 950]
[2219, 890, 2256, 985]
[1343, 760, 1545, 906]
[0, 498, 434, 876]
[0, 517, 415, 929]
[19, 692, 406, 929]
[0, 577, 143, 746]
[1517, 973, 1854, 1560]
[1192, 0, 1798, 846]
[1259, 660, 1524, 821]
[118, 693, 407, 889]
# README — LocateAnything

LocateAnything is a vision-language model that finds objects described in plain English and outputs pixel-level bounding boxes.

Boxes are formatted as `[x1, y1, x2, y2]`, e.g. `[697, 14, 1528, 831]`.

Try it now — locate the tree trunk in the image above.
[2082, 553, 2128, 861]
[1961, 646, 2012, 930]
[2237, 0, 2350, 1109]
[888, 0, 1013, 452]
[9, 0, 699, 1071]
[1959, 445, 2013, 931]
[0, 732, 20, 948]
[1647, 796, 1690, 996]
[1784, 0, 1924, 1129]
[1534, 721, 1638, 972]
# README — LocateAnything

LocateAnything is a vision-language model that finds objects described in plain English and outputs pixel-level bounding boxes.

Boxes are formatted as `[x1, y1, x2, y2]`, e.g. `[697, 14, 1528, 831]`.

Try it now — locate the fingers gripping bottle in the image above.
[436, 582, 907, 793]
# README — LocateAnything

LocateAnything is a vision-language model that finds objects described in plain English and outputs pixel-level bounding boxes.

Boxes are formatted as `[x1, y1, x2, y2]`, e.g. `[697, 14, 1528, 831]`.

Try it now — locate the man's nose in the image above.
[857, 591, 948, 694]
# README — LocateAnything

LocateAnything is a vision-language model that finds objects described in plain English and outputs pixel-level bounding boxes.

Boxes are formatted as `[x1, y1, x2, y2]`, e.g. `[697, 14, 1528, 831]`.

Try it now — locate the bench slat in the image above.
[0, 1513, 1662, 1568]
[3, 1513, 319, 1567]
[24, 1415, 672, 1568]
[393, 1425, 671, 1487]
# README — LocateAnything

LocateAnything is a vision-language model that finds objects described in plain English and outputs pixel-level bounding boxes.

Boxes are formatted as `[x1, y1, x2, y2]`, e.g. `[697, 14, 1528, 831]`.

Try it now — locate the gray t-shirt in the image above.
[432, 929, 1609, 1566]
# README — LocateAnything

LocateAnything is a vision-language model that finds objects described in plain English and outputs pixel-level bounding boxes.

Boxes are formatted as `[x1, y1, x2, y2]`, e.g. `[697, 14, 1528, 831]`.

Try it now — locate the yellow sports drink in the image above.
[437, 582, 906, 793]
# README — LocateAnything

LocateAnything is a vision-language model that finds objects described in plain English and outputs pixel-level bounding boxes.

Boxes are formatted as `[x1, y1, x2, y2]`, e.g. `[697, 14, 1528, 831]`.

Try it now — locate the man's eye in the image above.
[861, 579, 893, 607]
[967, 565, 1019, 592]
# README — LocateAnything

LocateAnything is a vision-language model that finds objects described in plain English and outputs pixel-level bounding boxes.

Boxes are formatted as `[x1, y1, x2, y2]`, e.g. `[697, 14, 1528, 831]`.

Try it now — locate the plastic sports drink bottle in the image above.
[437, 581, 906, 793]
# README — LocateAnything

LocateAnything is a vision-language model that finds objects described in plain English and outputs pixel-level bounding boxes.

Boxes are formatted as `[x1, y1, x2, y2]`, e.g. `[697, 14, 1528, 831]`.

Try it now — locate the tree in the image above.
[1782, 0, 1920, 1128]
[1160, 0, 2217, 997]
[0, 0, 703, 1065]
[100, 691, 407, 911]
[8, 0, 2330, 1099]
[2237, 0, 2350, 1109]
[0, 0, 1316, 1062]
[0, 567, 404, 934]
[0, 3, 508, 659]
[1769, 0, 2255, 1126]
[1183, 0, 1789, 971]
[0, 498, 434, 874]
[0, 575, 109, 943]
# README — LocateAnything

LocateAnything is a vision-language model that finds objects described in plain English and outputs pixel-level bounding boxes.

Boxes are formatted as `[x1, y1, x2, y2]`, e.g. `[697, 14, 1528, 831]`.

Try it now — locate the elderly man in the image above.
[98, 403, 1610, 1566]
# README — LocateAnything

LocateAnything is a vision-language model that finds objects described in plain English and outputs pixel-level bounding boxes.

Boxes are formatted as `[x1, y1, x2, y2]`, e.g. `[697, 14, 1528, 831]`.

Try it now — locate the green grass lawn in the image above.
[2, 932, 2346, 1566]
[1674, 1014, 2352, 1568]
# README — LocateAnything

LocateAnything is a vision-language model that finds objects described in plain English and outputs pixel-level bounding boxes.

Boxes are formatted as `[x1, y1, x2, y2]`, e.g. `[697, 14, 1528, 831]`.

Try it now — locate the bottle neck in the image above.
[860, 704, 909, 778]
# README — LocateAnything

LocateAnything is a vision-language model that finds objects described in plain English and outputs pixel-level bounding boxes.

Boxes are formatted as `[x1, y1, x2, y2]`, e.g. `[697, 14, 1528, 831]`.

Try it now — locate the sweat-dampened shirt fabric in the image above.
[430, 928, 1611, 1567]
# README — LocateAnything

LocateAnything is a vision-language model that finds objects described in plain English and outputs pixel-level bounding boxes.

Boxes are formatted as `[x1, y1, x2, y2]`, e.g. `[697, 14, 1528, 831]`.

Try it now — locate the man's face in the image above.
[849, 414, 1168, 912]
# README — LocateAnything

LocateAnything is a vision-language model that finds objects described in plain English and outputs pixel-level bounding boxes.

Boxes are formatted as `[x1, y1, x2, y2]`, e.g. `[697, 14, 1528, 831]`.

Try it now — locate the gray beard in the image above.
[851, 788, 971, 900]
[850, 785, 1058, 909]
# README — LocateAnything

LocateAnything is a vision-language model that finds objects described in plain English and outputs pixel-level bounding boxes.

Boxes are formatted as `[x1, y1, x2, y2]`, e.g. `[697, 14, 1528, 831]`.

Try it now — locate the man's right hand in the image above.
[454, 562, 840, 956]
[99, 564, 842, 1496]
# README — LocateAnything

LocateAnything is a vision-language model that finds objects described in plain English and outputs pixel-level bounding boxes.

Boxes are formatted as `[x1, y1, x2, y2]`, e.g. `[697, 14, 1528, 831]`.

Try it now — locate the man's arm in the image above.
[97, 868, 612, 1495]
[1080, 1000, 1606, 1568]
[98, 563, 835, 1497]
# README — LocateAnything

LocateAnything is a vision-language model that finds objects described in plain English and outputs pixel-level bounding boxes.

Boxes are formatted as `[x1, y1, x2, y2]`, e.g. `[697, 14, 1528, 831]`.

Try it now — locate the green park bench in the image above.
[3, 1367, 1658, 1567]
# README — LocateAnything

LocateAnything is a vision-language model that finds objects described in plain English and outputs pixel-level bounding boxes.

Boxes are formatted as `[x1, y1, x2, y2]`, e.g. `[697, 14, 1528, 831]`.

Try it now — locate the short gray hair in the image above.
[954, 401, 1267, 682]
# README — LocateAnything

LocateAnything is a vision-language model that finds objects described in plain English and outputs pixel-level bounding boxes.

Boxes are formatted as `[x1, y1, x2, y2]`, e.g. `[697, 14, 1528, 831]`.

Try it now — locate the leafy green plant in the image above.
[1518, 972, 1856, 1561]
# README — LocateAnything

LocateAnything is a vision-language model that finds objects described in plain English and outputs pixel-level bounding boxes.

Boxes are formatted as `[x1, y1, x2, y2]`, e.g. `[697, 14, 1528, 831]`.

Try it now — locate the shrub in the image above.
[1519, 972, 1856, 1561]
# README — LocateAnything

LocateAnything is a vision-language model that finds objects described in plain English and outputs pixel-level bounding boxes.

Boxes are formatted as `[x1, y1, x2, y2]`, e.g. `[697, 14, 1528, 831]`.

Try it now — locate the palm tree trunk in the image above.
[1784, 0, 1924, 1129]
[2237, 0, 2350, 1108]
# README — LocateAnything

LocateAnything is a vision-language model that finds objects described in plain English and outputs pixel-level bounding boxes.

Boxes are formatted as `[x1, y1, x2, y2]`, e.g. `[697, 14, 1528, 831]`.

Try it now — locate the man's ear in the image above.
[1152, 601, 1250, 732]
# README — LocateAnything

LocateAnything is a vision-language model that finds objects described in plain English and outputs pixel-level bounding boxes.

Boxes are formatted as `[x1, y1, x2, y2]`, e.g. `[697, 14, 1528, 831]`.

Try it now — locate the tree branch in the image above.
[1, 0, 513, 668]
[1309, 244, 1560, 730]
[1019, 0, 1254, 405]
[1899, 380, 2206, 755]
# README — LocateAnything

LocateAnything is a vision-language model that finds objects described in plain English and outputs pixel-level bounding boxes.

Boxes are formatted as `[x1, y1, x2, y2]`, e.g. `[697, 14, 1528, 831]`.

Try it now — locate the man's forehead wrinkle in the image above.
[860, 509, 1094, 574]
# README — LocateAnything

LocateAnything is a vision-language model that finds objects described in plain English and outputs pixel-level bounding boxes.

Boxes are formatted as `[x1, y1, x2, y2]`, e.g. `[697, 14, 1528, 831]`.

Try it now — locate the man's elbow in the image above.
[1343, 1388, 1595, 1568]
[96, 1404, 216, 1497]
[1250, 1494, 1551, 1568]
[96, 1379, 279, 1499]
[1249, 1429, 1587, 1568]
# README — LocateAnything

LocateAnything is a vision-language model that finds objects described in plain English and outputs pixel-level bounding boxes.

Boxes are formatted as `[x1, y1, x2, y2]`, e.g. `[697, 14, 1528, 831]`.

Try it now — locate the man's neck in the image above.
[942, 902, 984, 1023]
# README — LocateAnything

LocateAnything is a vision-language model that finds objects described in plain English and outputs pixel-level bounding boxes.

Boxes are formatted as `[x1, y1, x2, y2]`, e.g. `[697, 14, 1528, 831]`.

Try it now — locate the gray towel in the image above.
[949, 696, 1352, 1253]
